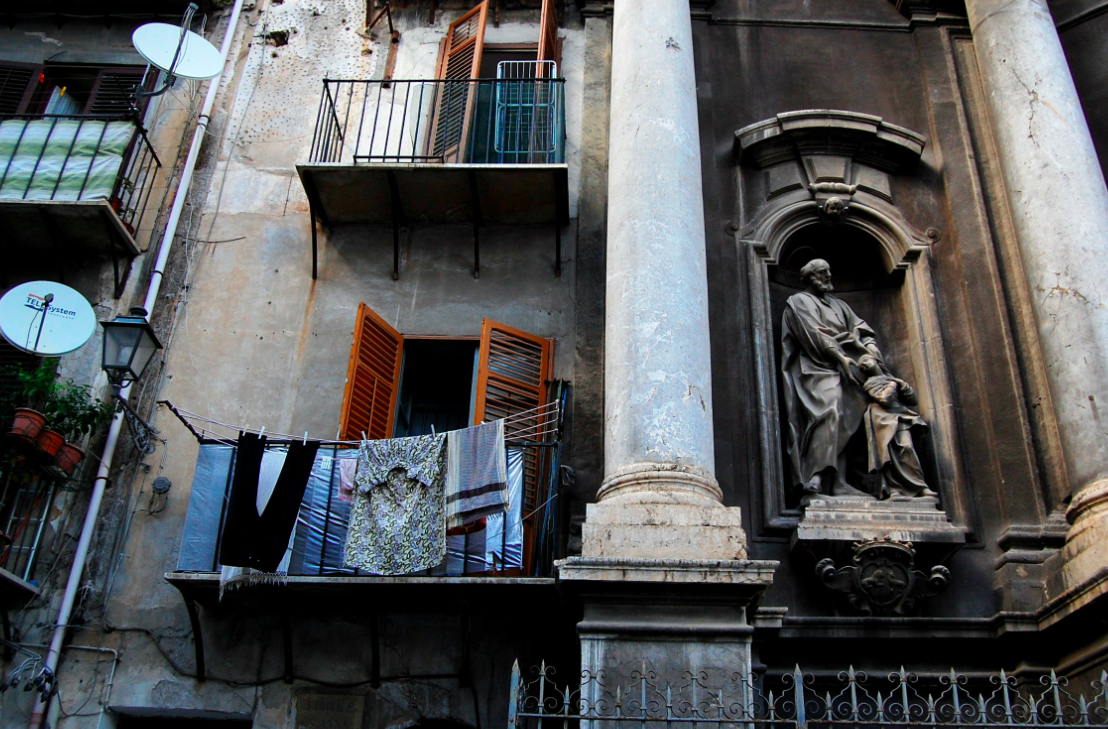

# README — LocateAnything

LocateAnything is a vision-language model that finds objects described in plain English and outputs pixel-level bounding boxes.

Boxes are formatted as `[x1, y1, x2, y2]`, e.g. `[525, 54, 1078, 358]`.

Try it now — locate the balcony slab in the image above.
[297, 162, 569, 278]
[0, 199, 141, 257]
[297, 162, 569, 226]
[166, 571, 561, 682]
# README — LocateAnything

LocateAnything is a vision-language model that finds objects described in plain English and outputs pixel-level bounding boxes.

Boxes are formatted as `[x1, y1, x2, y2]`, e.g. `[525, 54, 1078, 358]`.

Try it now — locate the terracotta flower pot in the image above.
[54, 441, 86, 477]
[9, 408, 47, 445]
[35, 429, 65, 459]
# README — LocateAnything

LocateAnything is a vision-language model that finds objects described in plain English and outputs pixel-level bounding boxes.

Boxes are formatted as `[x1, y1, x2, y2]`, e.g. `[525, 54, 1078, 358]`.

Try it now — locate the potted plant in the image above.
[3, 363, 57, 446]
[40, 378, 113, 476]
[9, 407, 47, 445]
[2, 364, 112, 475]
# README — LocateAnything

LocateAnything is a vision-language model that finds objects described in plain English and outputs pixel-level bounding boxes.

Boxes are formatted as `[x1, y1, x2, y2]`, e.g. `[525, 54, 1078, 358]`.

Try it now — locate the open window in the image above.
[339, 306, 557, 568]
[340, 305, 554, 441]
[0, 62, 152, 118]
[425, 0, 563, 164]
[394, 339, 479, 437]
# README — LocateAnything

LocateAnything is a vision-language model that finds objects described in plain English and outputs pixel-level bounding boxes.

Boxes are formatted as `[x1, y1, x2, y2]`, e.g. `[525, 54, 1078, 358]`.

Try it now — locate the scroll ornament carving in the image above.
[815, 537, 951, 616]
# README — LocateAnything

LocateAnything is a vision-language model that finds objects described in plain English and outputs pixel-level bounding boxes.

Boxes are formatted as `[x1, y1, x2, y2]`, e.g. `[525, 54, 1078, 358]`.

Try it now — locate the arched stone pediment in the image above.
[734, 110, 932, 274]
[734, 109, 926, 173]
[741, 195, 929, 275]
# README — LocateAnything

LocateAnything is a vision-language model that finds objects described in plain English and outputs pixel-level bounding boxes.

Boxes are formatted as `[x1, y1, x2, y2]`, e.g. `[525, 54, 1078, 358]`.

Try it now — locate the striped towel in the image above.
[445, 419, 507, 529]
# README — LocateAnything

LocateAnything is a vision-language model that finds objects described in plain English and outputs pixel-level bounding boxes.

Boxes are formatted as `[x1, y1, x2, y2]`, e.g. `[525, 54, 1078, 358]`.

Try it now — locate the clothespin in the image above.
[362, 431, 367, 442]
[259, 426, 266, 438]
[431, 424, 436, 435]
[303, 431, 308, 445]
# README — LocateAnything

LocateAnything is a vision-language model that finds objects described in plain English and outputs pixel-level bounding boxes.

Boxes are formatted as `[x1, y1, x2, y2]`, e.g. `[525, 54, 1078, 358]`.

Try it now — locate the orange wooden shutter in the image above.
[474, 318, 552, 427]
[537, 0, 558, 74]
[338, 303, 404, 441]
[474, 319, 554, 573]
[428, 1, 488, 162]
[85, 67, 148, 116]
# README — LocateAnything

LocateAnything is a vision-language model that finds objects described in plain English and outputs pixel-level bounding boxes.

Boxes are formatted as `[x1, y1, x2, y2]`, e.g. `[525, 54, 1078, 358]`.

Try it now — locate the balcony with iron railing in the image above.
[0, 113, 161, 296]
[297, 63, 569, 279]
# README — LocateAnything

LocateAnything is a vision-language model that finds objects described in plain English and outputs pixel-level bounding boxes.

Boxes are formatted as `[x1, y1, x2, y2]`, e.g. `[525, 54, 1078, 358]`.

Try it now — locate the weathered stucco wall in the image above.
[3, 1, 594, 726]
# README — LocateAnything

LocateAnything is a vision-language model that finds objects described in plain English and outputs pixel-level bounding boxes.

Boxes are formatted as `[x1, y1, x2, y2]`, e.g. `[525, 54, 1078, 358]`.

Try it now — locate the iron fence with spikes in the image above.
[508, 661, 1108, 729]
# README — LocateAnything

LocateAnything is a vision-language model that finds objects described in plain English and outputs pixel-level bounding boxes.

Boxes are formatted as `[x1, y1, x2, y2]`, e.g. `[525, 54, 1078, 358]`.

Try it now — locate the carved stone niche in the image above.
[733, 111, 971, 569]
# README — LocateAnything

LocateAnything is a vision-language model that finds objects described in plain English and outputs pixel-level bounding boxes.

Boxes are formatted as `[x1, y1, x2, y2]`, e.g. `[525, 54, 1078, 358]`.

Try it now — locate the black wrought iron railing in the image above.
[0, 113, 161, 232]
[309, 73, 566, 165]
[509, 663, 1108, 729]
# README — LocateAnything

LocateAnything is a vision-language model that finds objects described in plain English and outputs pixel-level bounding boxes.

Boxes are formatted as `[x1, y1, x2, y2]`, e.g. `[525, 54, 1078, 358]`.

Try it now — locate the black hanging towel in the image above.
[219, 433, 321, 572]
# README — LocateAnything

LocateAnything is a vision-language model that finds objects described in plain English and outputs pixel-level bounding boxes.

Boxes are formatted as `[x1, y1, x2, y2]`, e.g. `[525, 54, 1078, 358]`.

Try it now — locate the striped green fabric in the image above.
[0, 118, 134, 201]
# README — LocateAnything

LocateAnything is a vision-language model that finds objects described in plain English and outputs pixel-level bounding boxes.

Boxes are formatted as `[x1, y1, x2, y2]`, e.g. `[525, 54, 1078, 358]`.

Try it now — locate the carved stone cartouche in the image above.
[815, 538, 950, 616]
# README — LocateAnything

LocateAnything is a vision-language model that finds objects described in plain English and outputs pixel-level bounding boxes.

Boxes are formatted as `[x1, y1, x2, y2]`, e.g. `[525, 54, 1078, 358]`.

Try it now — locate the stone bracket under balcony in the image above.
[297, 162, 570, 280]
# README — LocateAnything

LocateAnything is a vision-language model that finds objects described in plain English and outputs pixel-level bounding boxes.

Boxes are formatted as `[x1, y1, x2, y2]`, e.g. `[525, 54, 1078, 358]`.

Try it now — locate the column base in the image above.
[581, 501, 747, 560]
[558, 556, 777, 685]
[1042, 479, 1108, 625]
[598, 462, 724, 506]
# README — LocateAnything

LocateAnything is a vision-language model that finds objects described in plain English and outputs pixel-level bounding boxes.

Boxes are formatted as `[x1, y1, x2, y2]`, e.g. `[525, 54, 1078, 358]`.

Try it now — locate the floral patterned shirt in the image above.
[343, 434, 446, 575]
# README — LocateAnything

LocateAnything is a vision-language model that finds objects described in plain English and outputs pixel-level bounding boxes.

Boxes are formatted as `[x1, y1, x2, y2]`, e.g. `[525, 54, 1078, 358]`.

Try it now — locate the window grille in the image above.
[494, 61, 559, 163]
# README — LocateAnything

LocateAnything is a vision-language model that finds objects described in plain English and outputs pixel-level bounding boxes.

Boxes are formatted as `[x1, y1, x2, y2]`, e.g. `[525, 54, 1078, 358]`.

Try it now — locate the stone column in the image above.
[965, 0, 1108, 595]
[557, 1, 774, 691]
[588, 0, 748, 559]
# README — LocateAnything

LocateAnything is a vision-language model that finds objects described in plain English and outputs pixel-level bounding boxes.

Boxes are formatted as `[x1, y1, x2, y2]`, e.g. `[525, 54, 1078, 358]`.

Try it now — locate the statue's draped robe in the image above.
[861, 376, 929, 497]
[781, 292, 877, 488]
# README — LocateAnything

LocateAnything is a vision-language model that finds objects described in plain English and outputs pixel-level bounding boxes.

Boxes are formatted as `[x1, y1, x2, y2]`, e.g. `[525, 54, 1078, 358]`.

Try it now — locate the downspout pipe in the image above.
[146, 0, 247, 315]
[29, 3, 245, 727]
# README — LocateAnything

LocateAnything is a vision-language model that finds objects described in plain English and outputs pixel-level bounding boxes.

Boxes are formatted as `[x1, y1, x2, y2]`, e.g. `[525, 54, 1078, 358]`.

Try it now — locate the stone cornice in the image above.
[735, 109, 926, 173]
[557, 556, 779, 585]
[889, 0, 967, 19]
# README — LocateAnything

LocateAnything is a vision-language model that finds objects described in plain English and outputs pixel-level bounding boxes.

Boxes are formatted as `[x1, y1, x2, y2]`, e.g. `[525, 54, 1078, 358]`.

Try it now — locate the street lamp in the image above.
[100, 306, 162, 390]
[100, 306, 163, 454]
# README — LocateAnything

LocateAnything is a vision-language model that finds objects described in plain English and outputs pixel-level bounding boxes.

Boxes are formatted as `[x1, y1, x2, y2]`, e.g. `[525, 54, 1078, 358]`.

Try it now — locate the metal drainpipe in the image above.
[28, 2, 245, 727]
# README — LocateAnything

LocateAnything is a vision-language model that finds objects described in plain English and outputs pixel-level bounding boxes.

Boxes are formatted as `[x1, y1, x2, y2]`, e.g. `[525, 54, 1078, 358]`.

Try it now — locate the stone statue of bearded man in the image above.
[780, 258, 881, 499]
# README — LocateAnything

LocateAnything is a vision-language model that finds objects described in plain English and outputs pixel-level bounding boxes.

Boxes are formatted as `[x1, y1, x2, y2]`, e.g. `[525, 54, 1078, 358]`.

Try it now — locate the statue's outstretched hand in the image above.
[835, 353, 865, 388]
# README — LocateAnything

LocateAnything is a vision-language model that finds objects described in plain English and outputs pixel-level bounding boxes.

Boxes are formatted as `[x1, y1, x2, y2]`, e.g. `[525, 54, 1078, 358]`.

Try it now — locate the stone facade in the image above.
[1, 0, 1108, 727]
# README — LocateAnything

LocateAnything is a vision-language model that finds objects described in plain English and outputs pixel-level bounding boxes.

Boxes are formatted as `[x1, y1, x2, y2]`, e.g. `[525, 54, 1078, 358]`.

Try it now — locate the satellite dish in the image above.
[133, 22, 224, 81]
[0, 282, 97, 356]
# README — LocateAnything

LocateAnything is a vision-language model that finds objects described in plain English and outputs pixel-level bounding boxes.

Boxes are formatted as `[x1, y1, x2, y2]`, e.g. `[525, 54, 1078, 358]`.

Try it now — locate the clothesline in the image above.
[156, 400, 562, 448]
